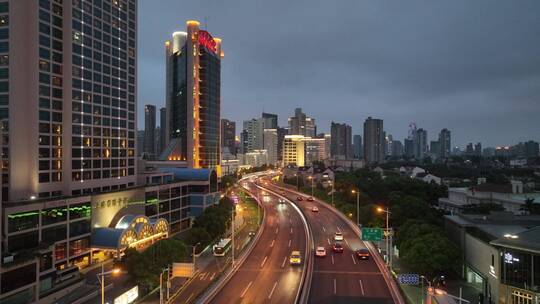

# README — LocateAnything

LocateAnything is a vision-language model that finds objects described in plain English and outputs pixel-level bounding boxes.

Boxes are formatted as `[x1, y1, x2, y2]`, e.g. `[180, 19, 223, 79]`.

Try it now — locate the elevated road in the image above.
[208, 179, 309, 304]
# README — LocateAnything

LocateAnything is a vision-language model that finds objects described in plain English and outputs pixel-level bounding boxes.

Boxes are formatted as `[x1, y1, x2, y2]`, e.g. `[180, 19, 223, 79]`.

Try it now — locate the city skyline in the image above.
[138, 0, 540, 147]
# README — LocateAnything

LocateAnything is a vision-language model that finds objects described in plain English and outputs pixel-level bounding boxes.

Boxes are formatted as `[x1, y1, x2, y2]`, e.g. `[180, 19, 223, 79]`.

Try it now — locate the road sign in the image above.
[361, 227, 383, 241]
[397, 273, 420, 285]
[172, 263, 195, 278]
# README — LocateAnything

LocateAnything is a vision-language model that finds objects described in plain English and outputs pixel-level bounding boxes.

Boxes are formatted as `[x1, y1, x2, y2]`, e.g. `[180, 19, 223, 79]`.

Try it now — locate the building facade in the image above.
[353, 134, 362, 159]
[241, 118, 264, 153]
[439, 128, 451, 159]
[220, 118, 236, 155]
[288, 108, 315, 138]
[263, 128, 278, 166]
[159, 107, 167, 155]
[330, 122, 352, 159]
[165, 21, 222, 170]
[413, 128, 428, 160]
[262, 112, 278, 129]
[305, 137, 327, 165]
[282, 135, 305, 167]
[144, 104, 156, 155]
[363, 117, 385, 164]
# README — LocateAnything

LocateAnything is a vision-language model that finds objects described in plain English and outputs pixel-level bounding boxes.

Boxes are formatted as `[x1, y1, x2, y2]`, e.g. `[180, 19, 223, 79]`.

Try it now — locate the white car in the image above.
[334, 232, 344, 241]
[315, 246, 327, 257]
[311, 206, 319, 212]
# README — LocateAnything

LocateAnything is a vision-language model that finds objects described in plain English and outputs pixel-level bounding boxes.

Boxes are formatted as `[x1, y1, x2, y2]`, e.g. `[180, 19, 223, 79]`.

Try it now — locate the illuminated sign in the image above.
[504, 252, 519, 264]
[198, 30, 217, 53]
[114, 286, 138, 304]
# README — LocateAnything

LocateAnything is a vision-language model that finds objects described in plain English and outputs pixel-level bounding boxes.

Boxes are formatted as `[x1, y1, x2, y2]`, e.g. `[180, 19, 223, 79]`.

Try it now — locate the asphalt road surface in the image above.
[209, 179, 308, 304]
[265, 182, 395, 304]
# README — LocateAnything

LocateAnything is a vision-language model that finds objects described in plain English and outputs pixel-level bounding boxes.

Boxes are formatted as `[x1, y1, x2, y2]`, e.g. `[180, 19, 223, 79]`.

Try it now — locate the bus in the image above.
[213, 238, 232, 257]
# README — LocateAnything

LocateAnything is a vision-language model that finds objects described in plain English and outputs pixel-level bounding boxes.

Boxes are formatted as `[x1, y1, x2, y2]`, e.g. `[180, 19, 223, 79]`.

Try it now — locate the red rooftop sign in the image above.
[198, 30, 217, 53]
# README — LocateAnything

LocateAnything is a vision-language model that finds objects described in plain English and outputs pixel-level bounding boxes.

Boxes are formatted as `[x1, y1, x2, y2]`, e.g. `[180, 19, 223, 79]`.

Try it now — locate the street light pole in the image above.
[351, 189, 360, 227]
[101, 263, 105, 304]
[232, 203, 235, 267]
[331, 180, 334, 206]
[310, 176, 314, 197]
[377, 206, 392, 267]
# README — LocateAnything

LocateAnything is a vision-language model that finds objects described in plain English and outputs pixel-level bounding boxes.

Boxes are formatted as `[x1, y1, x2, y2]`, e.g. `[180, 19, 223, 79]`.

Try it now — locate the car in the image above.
[290, 251, 302, 265]
[296, 196, 303, 201]
[278, 198, 285, 204]
[356, 248, 370, 260]
[248, 231, 256, 237]
[315, 246, 327, 257]
[332, 243, 344, 253]
[311, 206, 319, 212]
[334, 232, 344, 241]
[307, 197, 314, 202]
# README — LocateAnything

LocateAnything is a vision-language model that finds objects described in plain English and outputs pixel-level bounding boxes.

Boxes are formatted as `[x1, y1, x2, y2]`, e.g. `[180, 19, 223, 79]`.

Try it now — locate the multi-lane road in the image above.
[263, 180, 397, 304]
[208, 179, 308, 303]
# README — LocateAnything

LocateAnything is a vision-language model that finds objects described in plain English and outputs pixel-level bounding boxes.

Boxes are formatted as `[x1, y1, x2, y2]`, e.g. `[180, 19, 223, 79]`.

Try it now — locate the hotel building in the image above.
[164, 21, 223, 172]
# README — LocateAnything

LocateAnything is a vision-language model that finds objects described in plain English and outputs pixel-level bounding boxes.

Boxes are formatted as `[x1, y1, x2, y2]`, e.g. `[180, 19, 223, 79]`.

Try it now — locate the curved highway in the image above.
[263, 180, 397, 304]
[208, 178, 308, 304]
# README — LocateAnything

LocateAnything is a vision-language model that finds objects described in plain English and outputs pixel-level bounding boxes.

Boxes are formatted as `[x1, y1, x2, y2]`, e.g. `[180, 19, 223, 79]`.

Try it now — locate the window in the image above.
[69, 202, 91, 219]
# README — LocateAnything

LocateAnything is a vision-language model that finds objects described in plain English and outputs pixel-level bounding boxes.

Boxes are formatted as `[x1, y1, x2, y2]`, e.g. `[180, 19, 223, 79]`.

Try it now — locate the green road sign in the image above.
[361, 227, 382, 241]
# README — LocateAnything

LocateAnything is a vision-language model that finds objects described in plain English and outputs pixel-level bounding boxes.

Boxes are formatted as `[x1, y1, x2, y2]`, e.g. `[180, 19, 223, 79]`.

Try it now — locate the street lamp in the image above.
[294, 173, 299, 190]
[351, 189, 360, 228]
[308, 175, 314, 197]
[377, 206, 392, 268]
[159, 267, 170, 304]
[97, 264, 121, 304]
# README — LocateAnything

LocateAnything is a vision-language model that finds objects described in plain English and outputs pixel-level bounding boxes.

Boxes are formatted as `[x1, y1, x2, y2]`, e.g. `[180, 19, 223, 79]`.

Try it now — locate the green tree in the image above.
[184, 227, 212, 250]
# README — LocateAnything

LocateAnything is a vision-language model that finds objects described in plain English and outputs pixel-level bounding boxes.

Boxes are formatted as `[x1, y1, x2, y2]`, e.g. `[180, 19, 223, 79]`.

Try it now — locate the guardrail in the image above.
[255, 184, 314, 304]
[274, 183, 406, 304]
[196, 181, 267, 304]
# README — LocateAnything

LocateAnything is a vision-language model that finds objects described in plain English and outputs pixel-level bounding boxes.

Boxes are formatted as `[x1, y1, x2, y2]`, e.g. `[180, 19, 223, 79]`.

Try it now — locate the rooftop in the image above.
[490, 226, 540, 254]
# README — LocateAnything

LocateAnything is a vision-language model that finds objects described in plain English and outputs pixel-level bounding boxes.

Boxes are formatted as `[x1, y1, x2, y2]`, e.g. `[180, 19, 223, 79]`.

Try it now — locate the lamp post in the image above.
[351, 189, 360, 228]
[294, 173, 299, 190]
[232, 202, 236, 267]
[192, 242, 200, 272]
[330, 180, 334, 206]
[97, 263, 121, 304]
[308, 175, 314, 197]
[377, 206, 392, 268]
[159, 267, 171, 304]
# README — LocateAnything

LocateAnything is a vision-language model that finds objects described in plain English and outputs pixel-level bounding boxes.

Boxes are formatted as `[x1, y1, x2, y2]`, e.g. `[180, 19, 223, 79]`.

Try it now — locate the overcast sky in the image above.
[138, 0, 540, 148]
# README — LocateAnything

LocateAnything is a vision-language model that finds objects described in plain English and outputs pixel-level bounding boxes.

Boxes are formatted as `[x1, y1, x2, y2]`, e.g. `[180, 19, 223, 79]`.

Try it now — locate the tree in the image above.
[185, 227, 212, 250]
[520, 197, 540, 215]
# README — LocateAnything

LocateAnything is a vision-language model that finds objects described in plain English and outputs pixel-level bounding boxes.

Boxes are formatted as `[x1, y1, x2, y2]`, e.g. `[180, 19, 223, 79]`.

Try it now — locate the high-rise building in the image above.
[221, 119, 236, 155]
[438, 128, 451, 159]
[363, 117, 385, 164]
[524, 140, 540, 158]
[353, 135, 363, 159]
[137, 130, 145, 156]
[242, 118, 264, 153]
[324, 134, 332, 159]
[413, 128, 428, 160]
[159, 107, 167, 154]
[262, 112, 278, 129]
[263, 129, 278, 166]
[474, 142, 482, 156]
[144, 105, 156, 155]
[430, 140, 440, 158]
[277, 127, 287, 161]
[305, 137, 327, 164]
[283, 135, 306, 167]
[392, 140, 404, 157]
[3, 0, 137, 202]
[385, 134, 394, 156]
[165, 21, 223, 169]
[330, 122, 352, 159]
[404, 138, 414, 158]
[465, 143, 474, 155]
[288, 108, 316, 137]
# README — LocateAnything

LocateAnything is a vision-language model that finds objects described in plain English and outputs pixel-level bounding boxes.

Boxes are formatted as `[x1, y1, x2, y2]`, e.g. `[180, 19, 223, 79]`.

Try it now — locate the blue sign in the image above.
[397, 274, 420, 285]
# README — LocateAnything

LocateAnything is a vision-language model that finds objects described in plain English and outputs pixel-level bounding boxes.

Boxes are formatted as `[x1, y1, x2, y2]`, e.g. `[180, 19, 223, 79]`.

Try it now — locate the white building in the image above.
[263, 129, 278, 166]
[305, 137, 327, 164]
[243, 150, 268, 168]
[283, 135, 306, 167]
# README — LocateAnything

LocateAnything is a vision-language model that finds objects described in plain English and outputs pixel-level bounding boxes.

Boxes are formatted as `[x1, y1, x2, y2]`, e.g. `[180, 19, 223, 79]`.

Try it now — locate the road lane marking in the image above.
[260, 256, 268, 268]
[327, 238, 331, 245]
[288, 239, 292, 247]
[186, 292, 195, 303]
[322, 226, 326, 232]
[359, 279, 365, 295]
[209, 272, 216, 281]
[271, 239, 275, 247]
[290, 227, 293, 234]
[275, 227, 279, 234]
[281, 256, 287, 268]
[337, 226, 341, 232]
[241, 281, 253, 298]
[268, 281, 278, 299]
[351, 254, 357, 265]
[344, 238, 350, 247]
[331, 254, 335, 265]
[333, 278, 337, 294]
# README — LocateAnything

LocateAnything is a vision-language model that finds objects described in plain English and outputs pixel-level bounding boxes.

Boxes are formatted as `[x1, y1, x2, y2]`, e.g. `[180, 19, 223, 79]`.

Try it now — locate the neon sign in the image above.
[198, 30, 217, 53]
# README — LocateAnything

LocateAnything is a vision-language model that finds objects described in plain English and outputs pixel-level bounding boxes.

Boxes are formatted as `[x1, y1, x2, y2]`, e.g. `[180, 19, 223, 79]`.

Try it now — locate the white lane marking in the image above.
[327, 238, 331, 245]
[186, 292, 195, 303]
[271, 239, 275, 247]
[260, 256, 268, 268]
[209, 272, 216, 281]
[333, 278, 337, 294]
[290, 227, 293, 234]
[331, 254, 335, 265]
[344, 238, 350, 247]
[288, 239, 292, 247]
[281, 256, 287, 268]
[275, 227, 279, 234]
[359, 279, 365, 295]
[241, 281, 253, 298]
[268, 281, 278, 299]
[322, 226, 326, 232]
[351, 254, 357, 265]
[337, 226, 342, 232]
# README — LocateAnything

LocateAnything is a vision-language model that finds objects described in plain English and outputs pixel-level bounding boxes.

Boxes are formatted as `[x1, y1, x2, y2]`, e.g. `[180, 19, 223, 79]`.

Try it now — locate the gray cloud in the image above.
[138, 0, 540, 147]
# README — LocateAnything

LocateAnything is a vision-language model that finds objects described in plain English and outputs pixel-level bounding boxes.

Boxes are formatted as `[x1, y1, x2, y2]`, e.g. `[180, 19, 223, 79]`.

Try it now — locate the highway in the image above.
[208, 179, 308, 304]
[263, 180, 396, 304]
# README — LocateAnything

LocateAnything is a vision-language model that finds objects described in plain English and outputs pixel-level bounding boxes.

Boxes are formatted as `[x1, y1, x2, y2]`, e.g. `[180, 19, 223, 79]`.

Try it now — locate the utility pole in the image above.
[231, 202, 235, 267]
